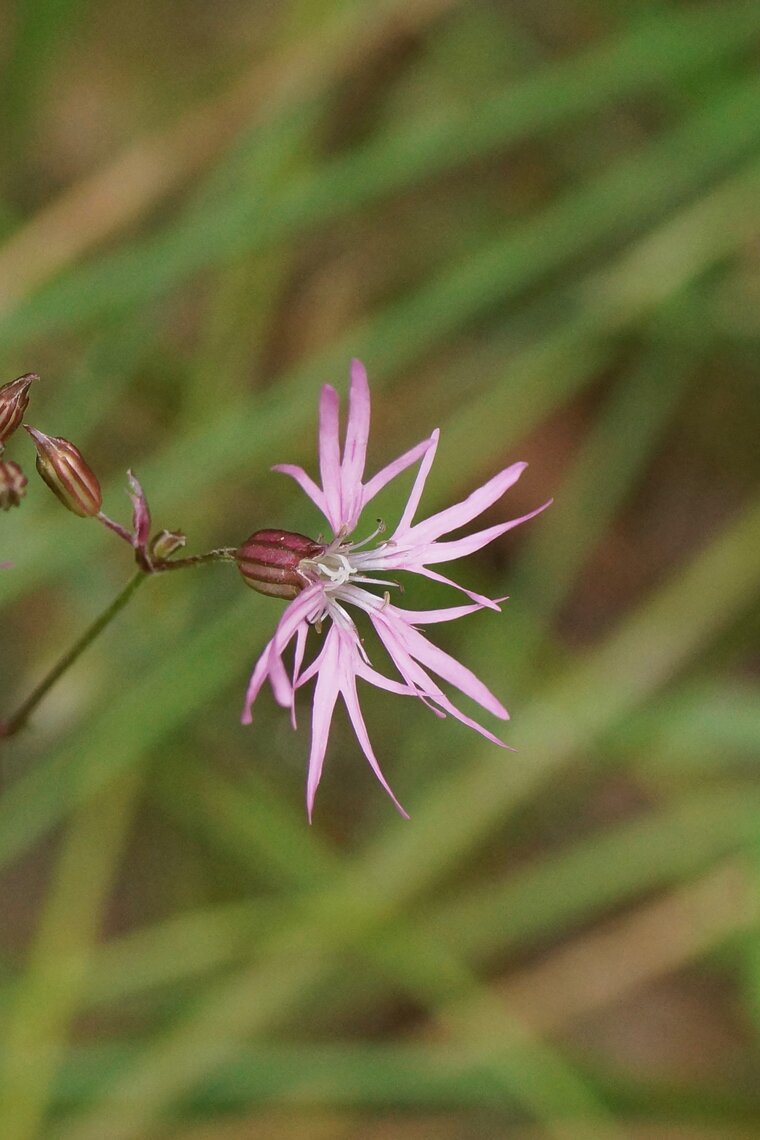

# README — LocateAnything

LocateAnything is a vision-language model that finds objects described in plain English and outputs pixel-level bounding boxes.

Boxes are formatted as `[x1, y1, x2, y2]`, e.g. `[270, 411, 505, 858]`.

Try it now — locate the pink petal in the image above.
[377, 608, 507, 718]
[370, 615, 509, 748]
[268, 585, 323, 706]
[299, 625, 412, 817]
[390, 600, 502, 625]
[355, 659, 421, 698]
[338, 583, 499, 624]
[340, 360, 371, 524]
[361, 435, 436, 508]
[393, 429, 439, 534]
[272, 463, 327, 519]
[289, 623, 309, 729]
[383, 610, 508, 719]
[318, 384, 343, 532]
[241, 583, 321, 722]
[306, 629, 342, 821]
[402, 461, 527, 545]
[407, 499, 552, 566]
[241, 640, 274, 724]
[338, 632, 409, 818]
[396, 564, 502, 610]
[356, 657, 446, 719]
[296, 646, 326, 690]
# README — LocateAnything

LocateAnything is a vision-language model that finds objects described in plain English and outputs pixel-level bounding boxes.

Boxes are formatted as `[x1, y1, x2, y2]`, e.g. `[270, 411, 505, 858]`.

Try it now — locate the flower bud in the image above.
[150, 528, 187, 560]
[0, 460, 27, 510]
[237, 529, 324, 599]
[24, 426, 102, 517]
[0, 374, 36, 444]
[127, 470, 151, 551]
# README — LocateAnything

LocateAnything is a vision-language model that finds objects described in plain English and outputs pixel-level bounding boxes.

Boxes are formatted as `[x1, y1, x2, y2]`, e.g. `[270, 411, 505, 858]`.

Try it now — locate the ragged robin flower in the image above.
[238, 360, 550, 820]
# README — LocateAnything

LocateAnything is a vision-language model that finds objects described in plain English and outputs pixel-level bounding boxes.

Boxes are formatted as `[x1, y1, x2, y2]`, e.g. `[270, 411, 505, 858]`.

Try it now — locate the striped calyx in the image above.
[0, 460, 27, 510]
[237, 529, 325, 599]
[24, 427, 102, 517]
[0, 374, 36, 445]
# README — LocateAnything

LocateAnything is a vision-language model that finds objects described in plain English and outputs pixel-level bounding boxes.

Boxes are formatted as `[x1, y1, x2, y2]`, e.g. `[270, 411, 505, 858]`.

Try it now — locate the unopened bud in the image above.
[0, 374, 36, 444]
[150, 529, 187, 560]
[0, 460, 27, 510]
[237, 529, 324, 599]
[24, 426, 102, 517]
[127, 470, 152, 551]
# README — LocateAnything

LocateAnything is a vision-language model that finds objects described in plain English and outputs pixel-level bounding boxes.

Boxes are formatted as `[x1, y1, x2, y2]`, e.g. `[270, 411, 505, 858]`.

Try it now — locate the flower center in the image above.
[298, 520, 390, 593]
[304, 548, 355, 588]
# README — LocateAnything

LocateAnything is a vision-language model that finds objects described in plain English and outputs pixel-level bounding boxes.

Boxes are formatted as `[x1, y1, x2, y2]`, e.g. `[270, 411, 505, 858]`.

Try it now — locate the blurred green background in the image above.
[1, 1, 760, 1137]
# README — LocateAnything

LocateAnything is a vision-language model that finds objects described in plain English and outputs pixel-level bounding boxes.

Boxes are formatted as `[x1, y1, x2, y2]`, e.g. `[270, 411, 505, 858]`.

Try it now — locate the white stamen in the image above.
[315, 552, 353, 586]
[299, 521, 391, 596]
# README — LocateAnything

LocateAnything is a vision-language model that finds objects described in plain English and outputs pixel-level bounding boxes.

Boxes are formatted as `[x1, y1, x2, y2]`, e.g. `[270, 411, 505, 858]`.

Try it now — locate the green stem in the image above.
[0, 546, 239, 740]
[0, 571, 146, 740]
[152, 547, 238, 572]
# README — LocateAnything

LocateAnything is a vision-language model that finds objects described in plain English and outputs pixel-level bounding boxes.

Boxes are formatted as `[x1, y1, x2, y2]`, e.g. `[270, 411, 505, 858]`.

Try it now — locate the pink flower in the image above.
[239, 360, 549, 819]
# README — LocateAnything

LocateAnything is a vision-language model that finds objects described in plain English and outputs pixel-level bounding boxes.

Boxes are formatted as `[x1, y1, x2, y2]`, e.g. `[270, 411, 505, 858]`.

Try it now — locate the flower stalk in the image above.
[149, 547, 238, 572]
[0, 572, 145, 739]
[0, 548, 237, 741]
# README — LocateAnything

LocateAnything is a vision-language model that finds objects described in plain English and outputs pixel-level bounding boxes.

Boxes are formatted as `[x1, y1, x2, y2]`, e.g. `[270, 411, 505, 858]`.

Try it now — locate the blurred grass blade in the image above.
[510, 300, 707, 633]
[5, 12, 760, 351]
[0, 0, 460, 310]
[0, 767, 144, 1140]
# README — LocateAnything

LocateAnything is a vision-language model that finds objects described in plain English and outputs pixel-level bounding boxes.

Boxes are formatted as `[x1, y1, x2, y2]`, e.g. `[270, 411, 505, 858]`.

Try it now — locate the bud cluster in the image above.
[1, 371, 193, 576]
[3, 365, 268, 594]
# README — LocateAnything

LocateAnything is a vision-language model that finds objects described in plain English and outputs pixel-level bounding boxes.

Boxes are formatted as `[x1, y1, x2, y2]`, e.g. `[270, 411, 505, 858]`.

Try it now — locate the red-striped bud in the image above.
[0, 460, 27, 510]
[24, 426, 102, 517]
[0, 374, 36, 444]
[237, 529, 324, 599]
